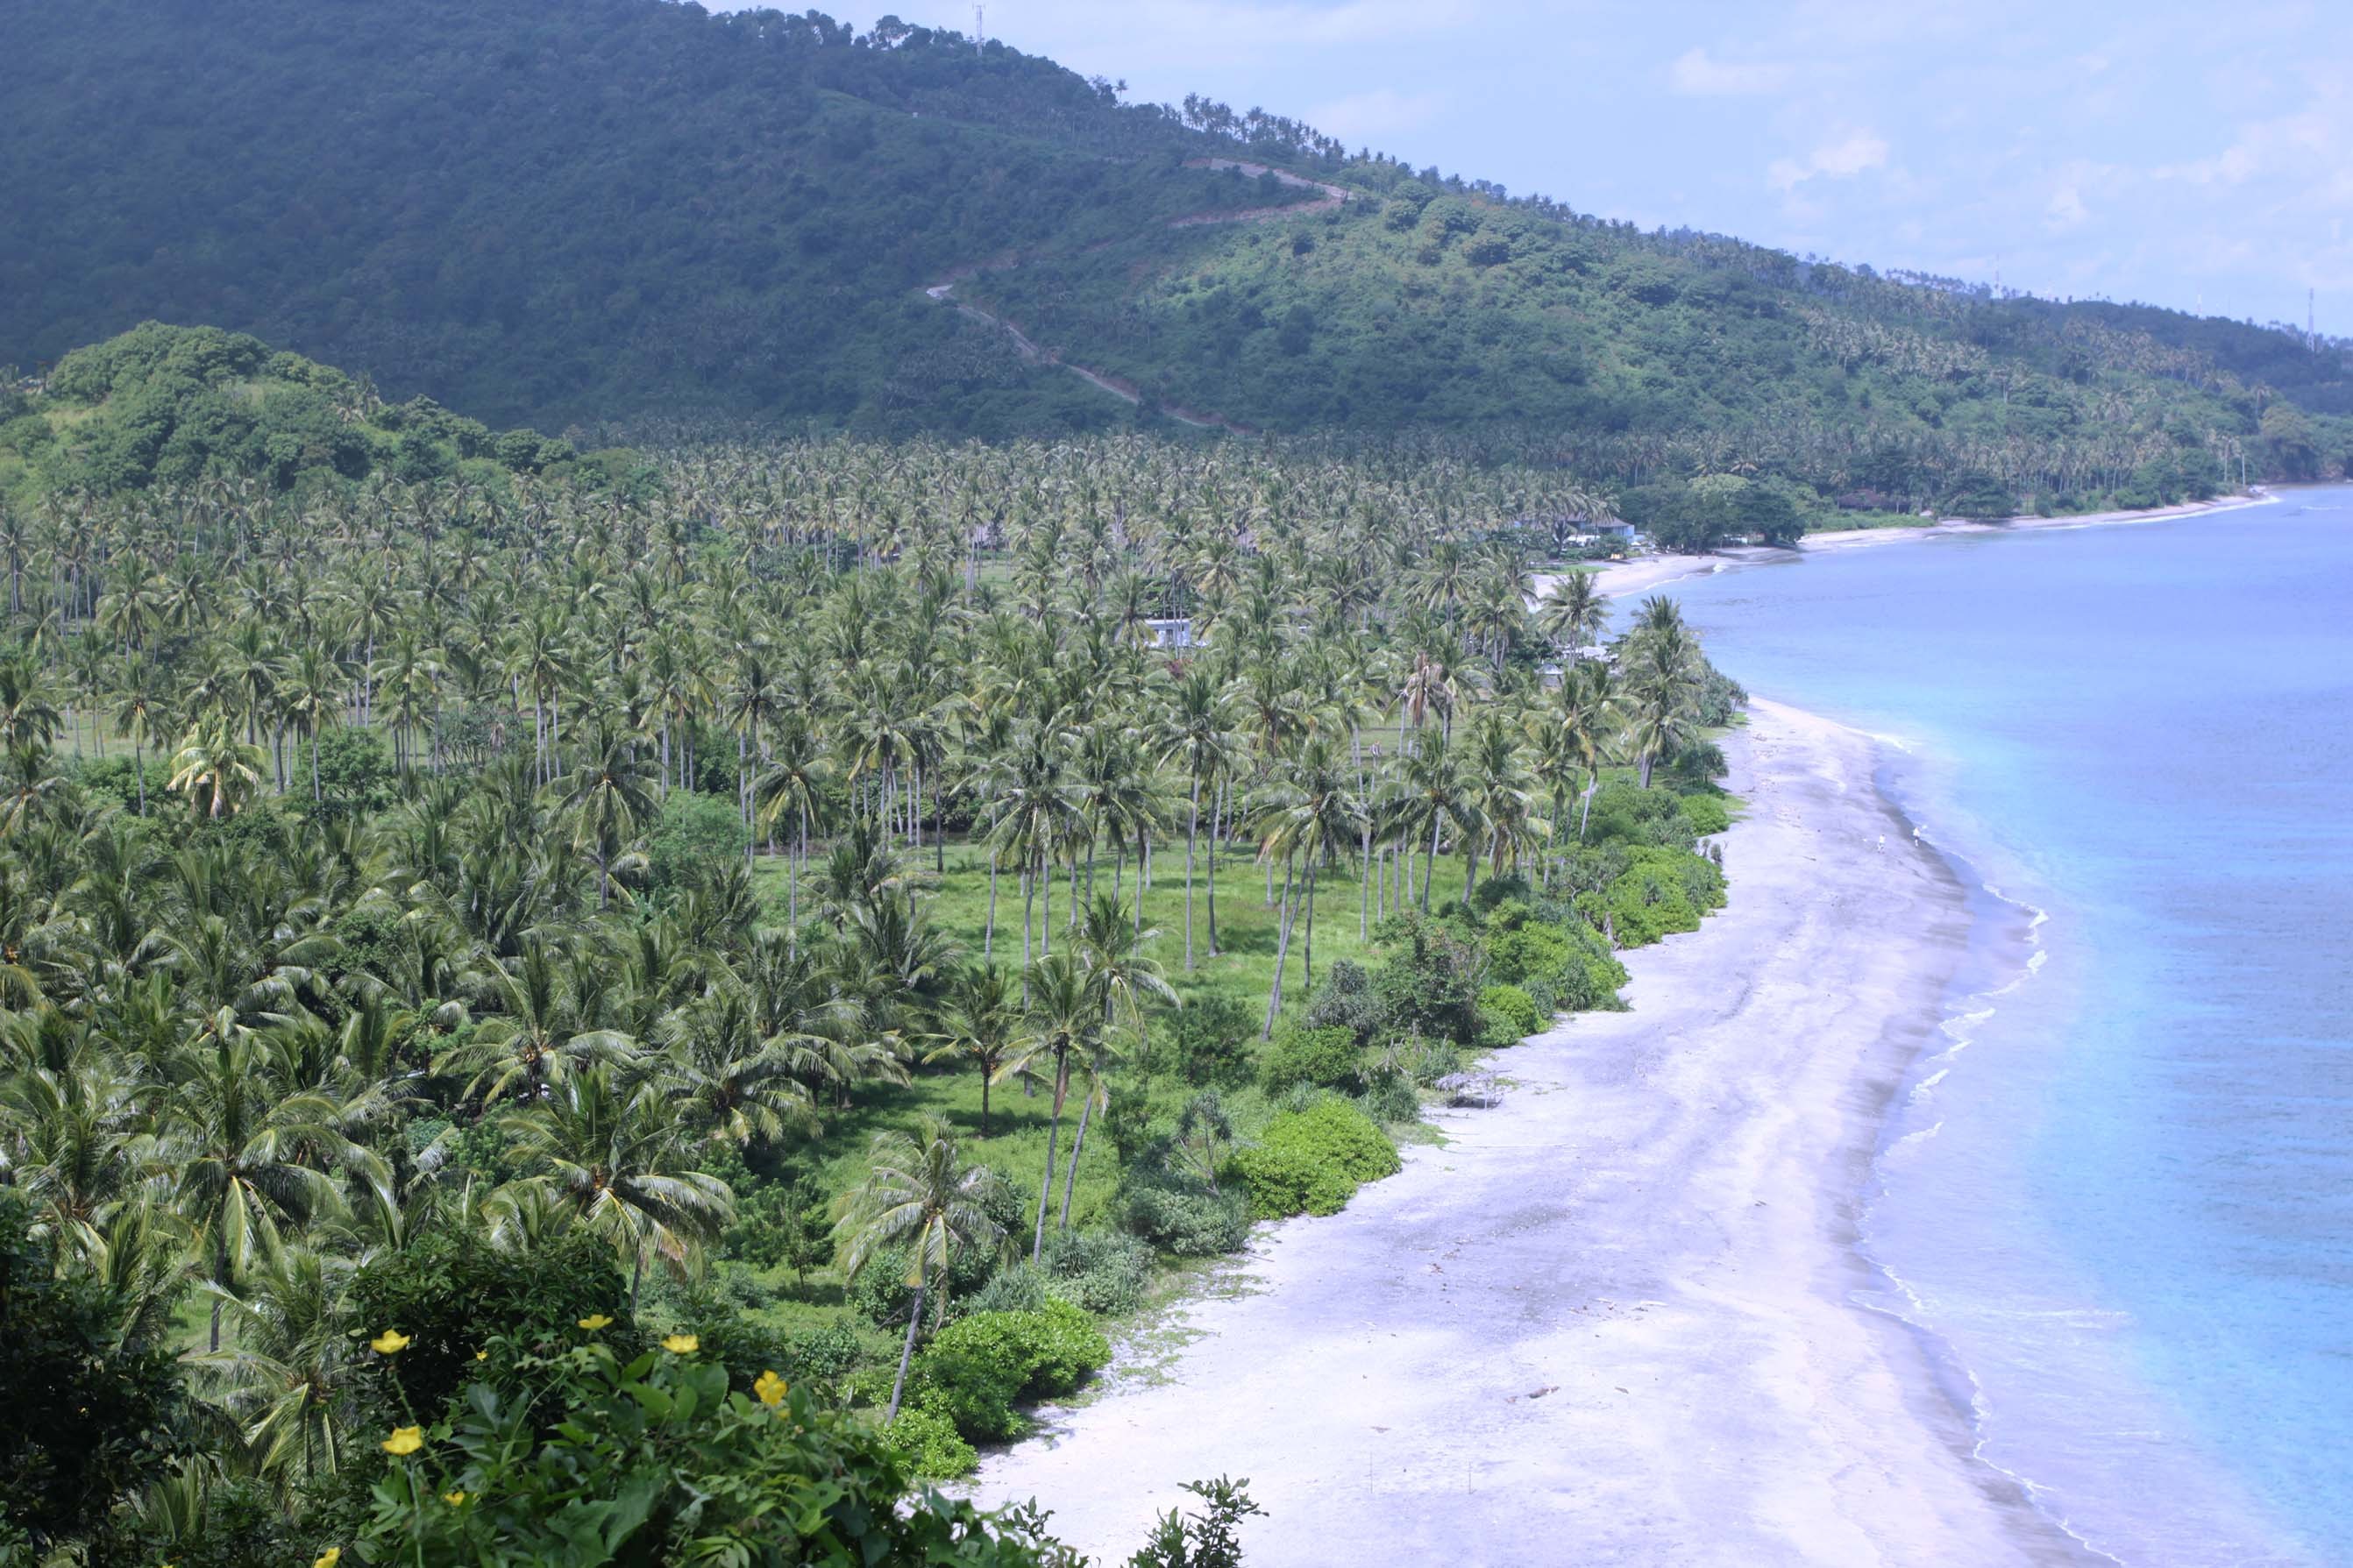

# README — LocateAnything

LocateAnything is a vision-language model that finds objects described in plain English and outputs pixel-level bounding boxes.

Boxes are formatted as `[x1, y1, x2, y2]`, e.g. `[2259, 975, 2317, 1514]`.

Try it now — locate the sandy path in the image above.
[922, 159, 1348, 429]
[970, 702, 2084, 1564]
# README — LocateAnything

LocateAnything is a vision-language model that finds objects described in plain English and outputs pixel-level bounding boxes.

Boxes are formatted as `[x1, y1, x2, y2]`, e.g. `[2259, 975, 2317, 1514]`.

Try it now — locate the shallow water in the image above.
[1652, 490, 2353, 1565]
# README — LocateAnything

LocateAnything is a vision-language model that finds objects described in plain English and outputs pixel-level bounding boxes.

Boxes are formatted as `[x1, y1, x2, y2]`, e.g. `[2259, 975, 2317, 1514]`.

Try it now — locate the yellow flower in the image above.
[662, 1334, 700, 1355]
[577, 1314, 614, 1331]
[474, 1350, 488, 1361]
[442, 1491, 467, 1507]
[369, 1330, 412, 1355]
[381, 1426, 423, 1457]
[313, 1550, 342, 1568]
[753, 1370, 788, 1408]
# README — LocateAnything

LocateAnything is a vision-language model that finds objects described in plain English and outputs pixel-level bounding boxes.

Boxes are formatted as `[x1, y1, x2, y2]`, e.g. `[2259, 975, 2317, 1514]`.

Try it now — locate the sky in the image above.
[793, 0, 2353, 336]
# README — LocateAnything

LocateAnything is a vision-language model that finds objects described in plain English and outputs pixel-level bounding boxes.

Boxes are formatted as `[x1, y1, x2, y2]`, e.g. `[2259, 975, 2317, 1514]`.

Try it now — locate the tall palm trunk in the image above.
[1262, 853, 1297, 1039]
[1058, 1087, 1092, 1231]
[1032, 1055, 1068, 1261]
[1206, 778, 1223, 955]
[1423, 812, 1441, 910]
[1184, 775, 1200, 970]
[887, 1281, 926, 1421]
[1304, 859, 1319, 991]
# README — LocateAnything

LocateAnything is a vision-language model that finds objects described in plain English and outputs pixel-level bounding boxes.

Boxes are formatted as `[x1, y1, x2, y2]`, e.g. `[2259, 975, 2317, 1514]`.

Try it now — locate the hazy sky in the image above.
[800, 0, 2353, 335]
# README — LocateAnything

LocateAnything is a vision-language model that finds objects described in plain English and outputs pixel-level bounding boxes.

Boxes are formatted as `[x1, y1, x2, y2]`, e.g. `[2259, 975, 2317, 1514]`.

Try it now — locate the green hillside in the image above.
[4, 0, 2347, 507]
[0, 323, 597, 506]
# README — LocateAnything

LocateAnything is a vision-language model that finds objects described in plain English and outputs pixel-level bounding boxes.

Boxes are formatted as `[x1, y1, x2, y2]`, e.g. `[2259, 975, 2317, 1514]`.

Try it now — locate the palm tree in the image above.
[193, 1238, 356, 1484]
[162, 1037, 386, 1350]
[1534, 570, 1607, 658]
[1549, 661, 1618, 843]
[560, 721, 658, 906]
[501, 1065, 734, 1314]
[109, 650, 166, 814]
[926, 962, 1021, 1136]
[282, 642, 350, 805]
[1059, 895, 1175, 1224]
[996, 952, 1096, 1261]
[654, 984, 814, 1145]
[1461, 709, 1539, 896]
[1252, 735, 1362, 1032]
[1155, 668, 1237, 968]
[1389, 725, 1473, 912]
[754, 713, 831, 939]
[833, 1117, 1007, 1420]
[167, 714, 267, 819]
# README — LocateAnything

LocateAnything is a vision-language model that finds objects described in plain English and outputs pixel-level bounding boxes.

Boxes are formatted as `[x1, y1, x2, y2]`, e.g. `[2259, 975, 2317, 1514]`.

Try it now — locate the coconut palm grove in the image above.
[0, 320, 1738, 1564]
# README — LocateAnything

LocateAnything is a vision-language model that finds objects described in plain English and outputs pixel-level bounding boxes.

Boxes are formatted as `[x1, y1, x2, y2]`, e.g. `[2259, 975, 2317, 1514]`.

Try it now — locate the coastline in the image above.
[970, 700, 2086, 1564]
[1582, 489, 2279, 600]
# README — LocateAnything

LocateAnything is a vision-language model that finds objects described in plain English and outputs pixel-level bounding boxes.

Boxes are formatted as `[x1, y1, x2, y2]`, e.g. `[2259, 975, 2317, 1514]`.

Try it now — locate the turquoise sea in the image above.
[1653, 488, 2353, 1565]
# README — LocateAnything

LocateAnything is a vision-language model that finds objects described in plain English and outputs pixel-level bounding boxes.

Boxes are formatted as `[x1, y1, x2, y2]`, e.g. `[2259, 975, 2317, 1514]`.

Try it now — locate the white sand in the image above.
[970, 702, 2083, 1564]
[1546, 492, 2278, 604]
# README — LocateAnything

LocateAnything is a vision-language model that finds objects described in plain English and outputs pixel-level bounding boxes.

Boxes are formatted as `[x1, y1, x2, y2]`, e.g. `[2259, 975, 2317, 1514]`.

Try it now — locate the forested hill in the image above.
[4, 0, 2348, 509]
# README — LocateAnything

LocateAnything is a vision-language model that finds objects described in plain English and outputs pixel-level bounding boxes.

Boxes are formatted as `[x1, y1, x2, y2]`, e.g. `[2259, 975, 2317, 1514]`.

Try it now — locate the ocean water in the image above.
[1651, 490, 2353, 1565]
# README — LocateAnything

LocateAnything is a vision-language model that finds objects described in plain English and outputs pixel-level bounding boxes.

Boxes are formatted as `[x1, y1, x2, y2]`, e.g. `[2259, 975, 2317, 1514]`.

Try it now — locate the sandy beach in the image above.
[971, 701, 2085, 1564]
[1565, 490, 2279, 600]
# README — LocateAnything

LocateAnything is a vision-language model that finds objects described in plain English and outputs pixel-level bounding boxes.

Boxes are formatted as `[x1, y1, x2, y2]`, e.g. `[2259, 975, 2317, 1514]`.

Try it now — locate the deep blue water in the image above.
[1653, 490, 2353, 1565]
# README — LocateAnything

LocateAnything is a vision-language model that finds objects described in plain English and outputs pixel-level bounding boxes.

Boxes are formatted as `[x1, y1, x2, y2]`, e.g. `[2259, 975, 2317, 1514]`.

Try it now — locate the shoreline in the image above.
[1582, 489, 2279, 600]
[970, 701, 2088, 1564]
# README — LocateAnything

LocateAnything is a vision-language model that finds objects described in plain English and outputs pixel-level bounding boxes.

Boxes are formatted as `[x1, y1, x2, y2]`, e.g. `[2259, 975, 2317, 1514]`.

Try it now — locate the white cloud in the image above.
[2046, 184, 2088, 228]
[2155, 102, 2353, 198]
[1667, 47, 1789, 96]
[1306, 86, 1445, 141]
[1769, 130, 1890, 191]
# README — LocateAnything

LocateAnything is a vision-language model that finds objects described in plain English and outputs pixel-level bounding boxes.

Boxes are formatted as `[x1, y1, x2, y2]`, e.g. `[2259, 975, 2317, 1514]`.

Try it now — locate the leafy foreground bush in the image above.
[1127, 1477, 1266, 1568]
[351, 1338, 1077, 1566]
[1226, 1099, 1401, 1220]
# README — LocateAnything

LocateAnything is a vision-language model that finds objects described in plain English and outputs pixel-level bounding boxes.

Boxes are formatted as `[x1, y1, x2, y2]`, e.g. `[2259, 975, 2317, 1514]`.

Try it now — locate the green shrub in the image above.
[1226, 1099, 1400, 1219]
[1039, 1230, 1153, 1316]
[1369, 913, 1484, 1044]
[1303, 960, 1382, 1043]
[962, 1263, 1052, 1317]
[1356, 1069, 1422, 1125]
[885, 1406, 977, 1480]
[1259, 1023, 1363, 1096]
[1225, 1141, 1353, 1220]
[782, 1322, 865, 1380]
[349, 1343, 1067, 1565]
[1576, 845, 1725, 948]
[914, 1300, 1111, 1443]
[1115, 1165, 1252, 1256]
[848, 1239, 997, 1327]
[1479, 983, 1542, 1039]
[1678, 791, 1731, 835]
[1168, 993, 1257, 1089]
[646, 791, 751, 894]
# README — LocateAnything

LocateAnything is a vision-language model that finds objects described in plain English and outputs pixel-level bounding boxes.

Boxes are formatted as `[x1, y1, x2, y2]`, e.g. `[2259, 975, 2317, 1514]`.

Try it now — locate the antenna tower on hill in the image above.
[973, 4, 985, 51]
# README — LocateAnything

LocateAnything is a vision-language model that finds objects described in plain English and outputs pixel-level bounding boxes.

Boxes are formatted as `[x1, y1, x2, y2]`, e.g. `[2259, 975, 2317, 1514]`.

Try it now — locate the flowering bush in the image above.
[345, 1335, 1077, 1566]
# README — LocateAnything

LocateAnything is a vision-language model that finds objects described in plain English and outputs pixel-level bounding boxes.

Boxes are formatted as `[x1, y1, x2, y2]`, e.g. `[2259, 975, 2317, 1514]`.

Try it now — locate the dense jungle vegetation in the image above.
[4, 0, 2347, 509]
[0, 330, 1738, 1564]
